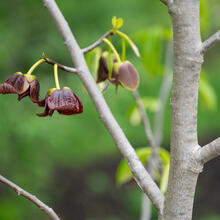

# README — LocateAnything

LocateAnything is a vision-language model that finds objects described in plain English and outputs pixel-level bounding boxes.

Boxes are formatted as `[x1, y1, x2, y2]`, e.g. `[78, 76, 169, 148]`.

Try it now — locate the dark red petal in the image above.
[29, 79, 40, 102]
[18, 89, 30, 101]
[0, 74, 29, 95]
[37, 104, 49, 117]
[34, 94, 49, 107]
[96, 56, 109, 83]
[47, 89, 83, 115]
[0, 83, 18, 94]
[48, 109, 54, 116]
[35, 99, 46, 107]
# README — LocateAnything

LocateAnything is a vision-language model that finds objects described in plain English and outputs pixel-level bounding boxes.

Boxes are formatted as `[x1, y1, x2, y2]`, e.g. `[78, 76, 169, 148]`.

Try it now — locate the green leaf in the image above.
[160, 163, 169, 193]
[85, 47, 102, 76]
[199, 71, 217, 111]
[129, 107, 141, 126]
[116, 147, 170, 186]
[128, 97, 160, 126]
[116, 30, 140, 57]
[112, 16, 123, 30]
[132, 26, 168, 74]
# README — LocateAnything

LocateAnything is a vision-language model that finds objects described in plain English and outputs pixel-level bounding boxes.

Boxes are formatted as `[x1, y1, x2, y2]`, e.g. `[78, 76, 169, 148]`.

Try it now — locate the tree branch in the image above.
[132, 90, 161, 220]
[195, 137, 220, 164]
[0, 174, 60, 220]
[101, 81, 110, 93]
[43, 0, 164, 213]
[43, 57, 77, 73]
[132, 90, 157, 148]
[81, 31, 113, 54]
[201, 30, 220, 54]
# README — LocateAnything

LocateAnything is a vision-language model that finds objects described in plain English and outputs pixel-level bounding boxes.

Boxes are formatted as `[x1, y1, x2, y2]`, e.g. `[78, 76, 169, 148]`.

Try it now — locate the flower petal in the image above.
[37, 102, 50, 117]
[96, 56, 109, 83]
[0, 74, 29, 95]
[47, 89, 83, 115]
[29, 79, 40, 102]
[118, 62, 139, 91]
[18, 89, 30, 101]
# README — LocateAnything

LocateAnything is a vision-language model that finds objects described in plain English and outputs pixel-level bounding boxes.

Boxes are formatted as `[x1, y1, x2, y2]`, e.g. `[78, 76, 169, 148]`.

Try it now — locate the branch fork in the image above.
[195, 137, 220, 164]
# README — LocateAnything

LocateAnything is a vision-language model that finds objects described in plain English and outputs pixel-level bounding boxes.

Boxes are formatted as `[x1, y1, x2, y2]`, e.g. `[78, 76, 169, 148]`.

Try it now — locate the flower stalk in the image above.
[26, 59, 45, 76]
[102, 38, 121, 63]
[54, 64, 60, 89]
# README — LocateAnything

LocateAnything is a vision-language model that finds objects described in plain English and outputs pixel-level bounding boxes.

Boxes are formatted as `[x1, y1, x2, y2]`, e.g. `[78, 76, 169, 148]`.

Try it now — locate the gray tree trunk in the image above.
[159, 0, 203, 219]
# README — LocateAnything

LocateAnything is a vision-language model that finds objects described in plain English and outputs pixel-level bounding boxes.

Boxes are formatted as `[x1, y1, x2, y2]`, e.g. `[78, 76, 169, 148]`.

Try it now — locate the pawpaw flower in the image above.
[37, 87, 83, 117]
[0, 72, 40, 102]
[96, 56, 109, 83]
[111, 61, 139, 91]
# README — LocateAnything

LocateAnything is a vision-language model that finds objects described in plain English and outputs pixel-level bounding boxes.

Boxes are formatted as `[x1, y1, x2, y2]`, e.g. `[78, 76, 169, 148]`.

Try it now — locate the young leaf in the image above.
[116, 147, 170, 185]
[132, 26, 166, 75]
[115, 30, 140, 57]
[128, 97, 160, 126]
[112, 16, 123, 30]
[160, 163, 169, 194]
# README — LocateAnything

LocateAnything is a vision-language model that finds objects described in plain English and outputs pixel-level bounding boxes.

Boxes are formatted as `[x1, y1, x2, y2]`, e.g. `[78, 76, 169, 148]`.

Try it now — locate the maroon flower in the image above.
[37, 87, 83, 117]
[0, 72, 40, 102]
[96, 56, 109, 83]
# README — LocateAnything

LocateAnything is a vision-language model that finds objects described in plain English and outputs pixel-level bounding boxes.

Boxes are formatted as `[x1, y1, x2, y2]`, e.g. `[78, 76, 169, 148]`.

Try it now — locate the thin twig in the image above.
[201, 30, 220, 54]
[43, 57, 77, 73]
[101, 81, 110, 93]
[154, 42, 173, 147]
[137, 42, 172, 220]
[132, 89, 161, 179]
[0, 175, 60, 220]
[132, 90, 157, 148]
[195, 137, 220, 164]
[43, 0, 164, 213]
[81, 31, 113, 54]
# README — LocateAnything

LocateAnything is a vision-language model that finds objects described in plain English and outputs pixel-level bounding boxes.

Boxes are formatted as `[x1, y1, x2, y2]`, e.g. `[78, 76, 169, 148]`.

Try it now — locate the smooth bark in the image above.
[159, 0, 204, 219]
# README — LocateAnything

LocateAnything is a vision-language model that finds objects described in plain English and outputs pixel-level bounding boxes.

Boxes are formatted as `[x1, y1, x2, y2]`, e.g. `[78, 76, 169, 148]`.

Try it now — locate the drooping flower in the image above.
[111, 61, 139, 91]
[96, 56, 109, 83]
[37, 87, 83, 117]
[0, 72, 40, 102]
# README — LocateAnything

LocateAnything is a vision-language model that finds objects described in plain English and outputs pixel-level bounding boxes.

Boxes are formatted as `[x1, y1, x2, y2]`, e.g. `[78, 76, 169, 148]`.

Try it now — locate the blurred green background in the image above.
[0, 0, 220, 219]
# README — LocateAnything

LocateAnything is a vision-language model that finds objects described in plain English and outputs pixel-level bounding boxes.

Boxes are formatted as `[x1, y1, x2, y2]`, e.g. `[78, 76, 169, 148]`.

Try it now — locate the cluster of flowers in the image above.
[0, 61, 83, 117]
[96, 54, 139, 91]
[95, 17, 140, 91]
[0, 17, 140, 117]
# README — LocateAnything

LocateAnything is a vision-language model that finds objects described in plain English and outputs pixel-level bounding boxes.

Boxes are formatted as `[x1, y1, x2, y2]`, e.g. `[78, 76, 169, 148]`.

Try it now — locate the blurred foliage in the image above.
[116, 147, 170, 193]
[0, 0, 219, 219]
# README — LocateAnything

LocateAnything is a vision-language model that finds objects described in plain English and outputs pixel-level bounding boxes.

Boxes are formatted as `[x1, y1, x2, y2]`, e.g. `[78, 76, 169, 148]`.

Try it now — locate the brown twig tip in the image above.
[42, 54, 77, 74]
[42, 52, 49, 62]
